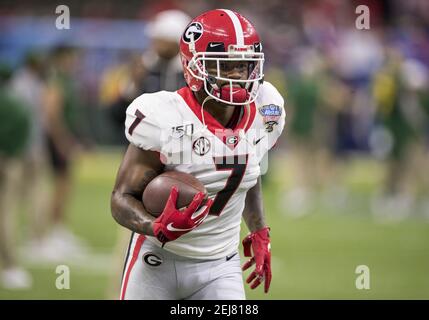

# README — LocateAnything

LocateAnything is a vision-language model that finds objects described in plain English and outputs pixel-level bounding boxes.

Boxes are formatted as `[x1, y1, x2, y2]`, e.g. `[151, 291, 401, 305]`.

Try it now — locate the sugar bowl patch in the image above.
[259, 104, 282, 132]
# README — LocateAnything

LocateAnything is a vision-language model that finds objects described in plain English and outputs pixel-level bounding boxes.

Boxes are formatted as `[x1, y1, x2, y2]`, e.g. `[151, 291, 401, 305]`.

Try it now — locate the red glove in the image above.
[242, 226, 272, 293]
[152, 186, 213, 244]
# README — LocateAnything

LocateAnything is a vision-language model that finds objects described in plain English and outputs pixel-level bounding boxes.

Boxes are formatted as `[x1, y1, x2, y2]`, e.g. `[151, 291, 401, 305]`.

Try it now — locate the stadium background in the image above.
[0, 0, 429, 299]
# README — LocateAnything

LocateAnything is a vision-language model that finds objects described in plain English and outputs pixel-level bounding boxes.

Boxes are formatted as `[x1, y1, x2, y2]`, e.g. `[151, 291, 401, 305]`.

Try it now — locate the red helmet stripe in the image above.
[221, 9, 244, 46]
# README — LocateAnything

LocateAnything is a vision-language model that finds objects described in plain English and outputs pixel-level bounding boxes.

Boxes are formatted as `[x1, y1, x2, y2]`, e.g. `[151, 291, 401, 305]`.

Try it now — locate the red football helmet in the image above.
[179, 9, 264, 105]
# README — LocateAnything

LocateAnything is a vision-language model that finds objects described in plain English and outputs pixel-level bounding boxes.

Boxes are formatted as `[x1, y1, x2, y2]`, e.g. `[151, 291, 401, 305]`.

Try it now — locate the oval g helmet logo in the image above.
[143, 253, 163, 266]
[183, 22, 203, 43]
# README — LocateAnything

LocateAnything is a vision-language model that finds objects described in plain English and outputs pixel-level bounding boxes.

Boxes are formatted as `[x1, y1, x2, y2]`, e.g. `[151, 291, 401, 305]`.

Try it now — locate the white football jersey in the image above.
[124, 82, 285, 259]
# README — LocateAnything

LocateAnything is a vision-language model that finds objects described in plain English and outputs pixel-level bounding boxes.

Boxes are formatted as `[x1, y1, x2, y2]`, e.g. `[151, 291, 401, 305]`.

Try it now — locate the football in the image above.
[142, 171, 208, 217]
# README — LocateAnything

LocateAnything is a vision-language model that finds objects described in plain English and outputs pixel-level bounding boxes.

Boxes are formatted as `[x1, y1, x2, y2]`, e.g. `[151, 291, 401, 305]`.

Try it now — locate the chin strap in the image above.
[198, 95, 212, 132]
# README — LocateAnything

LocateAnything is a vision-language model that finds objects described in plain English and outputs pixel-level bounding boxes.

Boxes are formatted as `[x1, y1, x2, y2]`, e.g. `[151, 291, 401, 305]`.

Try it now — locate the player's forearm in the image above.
[242, 177, 266, 232]
[111, 191, 155, 236]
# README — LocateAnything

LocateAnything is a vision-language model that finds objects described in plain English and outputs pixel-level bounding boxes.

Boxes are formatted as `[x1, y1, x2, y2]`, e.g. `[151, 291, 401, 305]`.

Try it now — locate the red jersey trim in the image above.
[176, 87, 256, 149]
[120, 234, 146, 300]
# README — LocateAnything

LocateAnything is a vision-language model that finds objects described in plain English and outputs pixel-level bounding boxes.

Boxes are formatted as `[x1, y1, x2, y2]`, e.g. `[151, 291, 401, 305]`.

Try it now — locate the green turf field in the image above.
[1, 149, 428, 299]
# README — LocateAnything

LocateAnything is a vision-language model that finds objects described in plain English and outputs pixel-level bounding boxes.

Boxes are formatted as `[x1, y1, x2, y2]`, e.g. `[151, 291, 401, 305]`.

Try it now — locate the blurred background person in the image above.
[103, 9, 191, 146]
[0, 64, 32, 289]
[371, 46, 429, 220]
[8, 52, 50, 259]
[281, 47, 329, 215]
[140, 9, 190, 92]
[40, 45, 88, 260]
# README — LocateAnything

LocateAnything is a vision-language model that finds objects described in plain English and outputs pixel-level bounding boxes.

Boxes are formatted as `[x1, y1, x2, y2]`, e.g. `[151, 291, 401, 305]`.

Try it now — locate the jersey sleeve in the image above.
[124, 95, 163, 152]
[261, 82, 286, 150]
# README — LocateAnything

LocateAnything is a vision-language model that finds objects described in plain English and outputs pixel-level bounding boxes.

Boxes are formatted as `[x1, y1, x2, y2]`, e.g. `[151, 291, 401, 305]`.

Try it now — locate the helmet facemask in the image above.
[185, 45, 264, 106]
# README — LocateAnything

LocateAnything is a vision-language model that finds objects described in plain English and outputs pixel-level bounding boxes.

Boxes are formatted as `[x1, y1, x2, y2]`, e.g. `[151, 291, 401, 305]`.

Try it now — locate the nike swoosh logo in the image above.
[166, 223, 195, 232]
[253, 136, 265, 145]
[226, 253, 237, 261]
[209, 43, 222, 47]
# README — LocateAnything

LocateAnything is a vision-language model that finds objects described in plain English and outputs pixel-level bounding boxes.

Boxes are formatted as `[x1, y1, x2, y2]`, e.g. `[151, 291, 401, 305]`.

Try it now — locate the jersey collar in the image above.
[177, 86, 256, 149]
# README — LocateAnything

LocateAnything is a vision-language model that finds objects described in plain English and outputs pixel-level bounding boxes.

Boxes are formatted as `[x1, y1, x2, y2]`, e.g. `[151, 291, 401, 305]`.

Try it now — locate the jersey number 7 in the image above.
[128, 110, 145, 135]
[209, 155, 248, 216]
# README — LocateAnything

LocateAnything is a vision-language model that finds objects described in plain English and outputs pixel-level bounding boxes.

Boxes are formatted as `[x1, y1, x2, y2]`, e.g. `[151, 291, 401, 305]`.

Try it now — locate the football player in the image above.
[111, 9, 285, 300]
